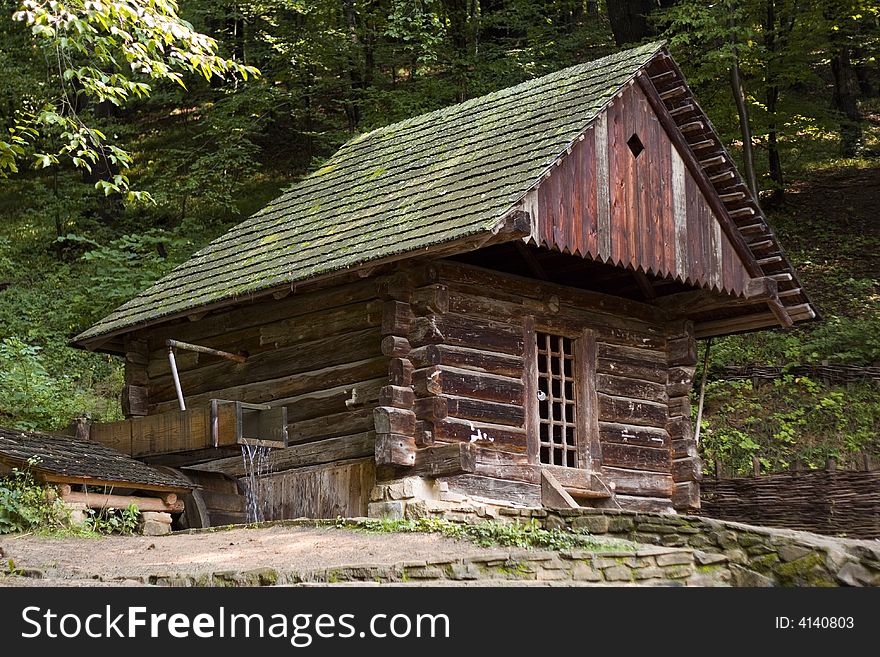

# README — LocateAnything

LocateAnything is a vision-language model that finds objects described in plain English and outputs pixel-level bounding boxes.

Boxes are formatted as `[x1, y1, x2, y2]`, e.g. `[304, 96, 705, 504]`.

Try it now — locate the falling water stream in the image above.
[240, 443, 273, 522]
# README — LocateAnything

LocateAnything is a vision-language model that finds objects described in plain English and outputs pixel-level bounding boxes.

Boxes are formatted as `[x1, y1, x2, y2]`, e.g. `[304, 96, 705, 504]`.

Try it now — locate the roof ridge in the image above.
[75, 42, 665, 344]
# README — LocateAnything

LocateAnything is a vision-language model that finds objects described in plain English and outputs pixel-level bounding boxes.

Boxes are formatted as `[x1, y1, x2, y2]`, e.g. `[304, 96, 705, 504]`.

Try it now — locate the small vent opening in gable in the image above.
[627, 133, 644, 158]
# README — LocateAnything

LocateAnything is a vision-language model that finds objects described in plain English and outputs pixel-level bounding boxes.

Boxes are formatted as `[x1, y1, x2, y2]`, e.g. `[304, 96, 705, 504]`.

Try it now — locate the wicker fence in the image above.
[720, 364, 880, 385]
[699, 468, 880, 539]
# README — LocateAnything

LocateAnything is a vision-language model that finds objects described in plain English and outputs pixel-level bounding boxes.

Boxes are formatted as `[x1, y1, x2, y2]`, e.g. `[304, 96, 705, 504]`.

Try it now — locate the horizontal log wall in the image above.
[433, 261, 682, 507]
[126, 277, 389, 513]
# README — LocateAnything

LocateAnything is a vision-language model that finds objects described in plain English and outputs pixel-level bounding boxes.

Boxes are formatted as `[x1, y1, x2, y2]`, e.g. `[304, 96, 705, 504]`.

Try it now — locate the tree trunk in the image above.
[764, 0, 783, 205]
[606, 0, 661, 46]
[766, 84, 783, 206]
[852, 47, 875, 97]
[441, 0, 471, 101]
[342, 0, 363, 132]
[831, 46, 863, 155]
[730, 59, 759, 200]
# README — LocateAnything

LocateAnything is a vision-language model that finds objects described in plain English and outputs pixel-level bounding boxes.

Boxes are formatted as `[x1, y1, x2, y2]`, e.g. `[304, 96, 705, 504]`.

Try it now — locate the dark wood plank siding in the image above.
[254, 457, 375, 519]
[525, 82, 749, 296]
[436, 261, 680, 507]
[129, 277, 388, 522]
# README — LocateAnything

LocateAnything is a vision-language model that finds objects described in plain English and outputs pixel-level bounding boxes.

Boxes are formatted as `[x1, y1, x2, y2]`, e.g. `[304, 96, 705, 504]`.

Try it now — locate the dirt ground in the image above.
[0, 524, 514, 586]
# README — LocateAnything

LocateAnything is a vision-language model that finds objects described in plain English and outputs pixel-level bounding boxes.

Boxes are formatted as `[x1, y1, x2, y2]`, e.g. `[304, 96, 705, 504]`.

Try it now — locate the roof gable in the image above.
[75, 42, 816, 347]
[75, 42, 665, 345]
[518, 80, 753, 296]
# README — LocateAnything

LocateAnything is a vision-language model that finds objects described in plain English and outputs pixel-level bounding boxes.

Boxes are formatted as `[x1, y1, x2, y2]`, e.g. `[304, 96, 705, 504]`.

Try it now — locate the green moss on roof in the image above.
[75, 42, 664, 344]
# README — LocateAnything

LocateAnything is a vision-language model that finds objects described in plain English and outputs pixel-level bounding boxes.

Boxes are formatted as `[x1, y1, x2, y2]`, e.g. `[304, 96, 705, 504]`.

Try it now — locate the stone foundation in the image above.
[139, 511, 173, 536]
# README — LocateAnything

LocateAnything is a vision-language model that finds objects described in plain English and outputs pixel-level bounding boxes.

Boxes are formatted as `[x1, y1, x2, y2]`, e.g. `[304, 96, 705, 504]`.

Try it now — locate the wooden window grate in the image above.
[536, 332, 578, 467]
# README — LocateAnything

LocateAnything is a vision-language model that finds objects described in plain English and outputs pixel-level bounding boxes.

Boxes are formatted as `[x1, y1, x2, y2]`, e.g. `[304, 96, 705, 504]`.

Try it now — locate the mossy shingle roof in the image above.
[75, 42, 664, 344]
[0, 427, 194, 491]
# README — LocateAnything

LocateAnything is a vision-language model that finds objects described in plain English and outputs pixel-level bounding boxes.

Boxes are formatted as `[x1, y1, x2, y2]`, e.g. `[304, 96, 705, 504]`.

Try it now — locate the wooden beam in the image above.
[637, 74, 762, 279]
[407, 442, 477, 478]
[514, 242, 549, 280]
[187, 432, 376, 478]
[38, 472, 191, 494]
[61, 490, 184, 513]
[540, 469, 579, 509]
[631, 270, 657, 300]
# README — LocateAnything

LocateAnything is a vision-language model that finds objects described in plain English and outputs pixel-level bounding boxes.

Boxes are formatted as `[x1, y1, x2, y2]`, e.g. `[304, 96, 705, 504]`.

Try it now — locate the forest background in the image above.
[0, 0, 877, 476]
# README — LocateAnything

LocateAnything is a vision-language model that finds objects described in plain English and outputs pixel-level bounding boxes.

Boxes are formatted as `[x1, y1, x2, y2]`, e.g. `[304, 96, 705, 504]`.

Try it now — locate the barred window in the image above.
[536, 332, 578, 467]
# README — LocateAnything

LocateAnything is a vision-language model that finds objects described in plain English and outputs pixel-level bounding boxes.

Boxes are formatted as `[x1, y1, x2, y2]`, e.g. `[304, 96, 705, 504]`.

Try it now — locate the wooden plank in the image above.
[541, 469, 579, 509]
[667, 396, 690, 419]
[260, 299, 382, 348]
[600, 466, 673, 497]
[671, 438, 698, 459]
[90, 420, 132, 456]
[672, 481, 700, 510]
[601, 442, 671, 472]
[637, 74, 762, 279]
[440, 474, 541, 506]
[375, 433, 416, 466]
[685, 172, 705, 285]
[413, 366, 524, 405]
[597, 358, 667, 384]
[410, 284, 450, 316]
[145, 277, 381, 351]
[438, 260, 669, 325]
[522, 315, 539, 465]
[609, 91, 628, 266]
[282, 377, 385, 424]
[672, 456, 703, 482]
[597, 341, 667, 366]
[151, 356, 388, 415]
[187, 432, 376, 478]
[149, 327, 382, 403]
[598, 394, 667, 428]
[39, 472, 191, 494]
[60, 491, 184, 513]
[446, 286, 666, 345]
[122, 385, 149, 417]
[582, 128, 598, 256]
[372, 407, 416, 436]
[667, 335, 697, 367]
[130, 407, 213, 457]
[408, 344, 523, 379]
[288, 407, 374, 444]
[599, 422, 668, 448]
[408, 442, 477, 478]
[667, 365, 695, 397]
[596, 374, 667, 404]
[431, 417, 528, 452]
[445, 395, 525, 427]
[381, 300, 412, 337]
[408, 313, 524, 356]
[671, 145, 689, 282]
[255, 458, 375, 520]
[595, 112, 611, 259]
[579, 329, 601, 473]
[378, 385, 416, 409]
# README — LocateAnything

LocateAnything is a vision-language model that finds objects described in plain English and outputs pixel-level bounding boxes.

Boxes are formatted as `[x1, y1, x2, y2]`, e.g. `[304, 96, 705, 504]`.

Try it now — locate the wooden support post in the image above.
[122, 335, 149, 417]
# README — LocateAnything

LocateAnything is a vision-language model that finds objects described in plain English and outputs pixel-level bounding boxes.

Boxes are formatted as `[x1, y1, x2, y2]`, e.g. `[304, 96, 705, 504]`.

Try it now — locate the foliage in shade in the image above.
[0, 0, 876, 473]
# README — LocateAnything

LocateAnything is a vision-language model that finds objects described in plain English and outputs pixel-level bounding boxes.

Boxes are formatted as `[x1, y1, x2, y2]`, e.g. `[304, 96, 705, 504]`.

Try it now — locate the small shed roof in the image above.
[75, 42, 665, 345]
[0, 427, 194, 493]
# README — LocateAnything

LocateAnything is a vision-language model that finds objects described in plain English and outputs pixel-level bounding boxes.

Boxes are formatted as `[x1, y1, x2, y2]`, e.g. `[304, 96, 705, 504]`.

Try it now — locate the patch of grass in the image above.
[353, 516, 630, 552]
